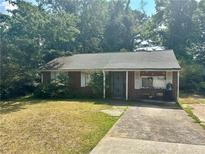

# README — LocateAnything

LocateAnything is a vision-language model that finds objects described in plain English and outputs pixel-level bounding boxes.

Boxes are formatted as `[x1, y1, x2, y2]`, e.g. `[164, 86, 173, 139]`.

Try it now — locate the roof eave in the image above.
[40, 68, 181, 72]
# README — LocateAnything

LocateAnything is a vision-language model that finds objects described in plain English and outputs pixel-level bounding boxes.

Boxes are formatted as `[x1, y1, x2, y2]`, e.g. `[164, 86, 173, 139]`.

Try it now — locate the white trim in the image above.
[80, 72, 91, 87]
[166, 71, 173, 85]
[103, 71, 106, 99]
[41, 69, 181, 72]
[126, 71, 128, 101]
[177, 71, 180, 99]
[104, 69, 180, 72]
[51, 72, 60, 81]
[41, 73, 43, 83]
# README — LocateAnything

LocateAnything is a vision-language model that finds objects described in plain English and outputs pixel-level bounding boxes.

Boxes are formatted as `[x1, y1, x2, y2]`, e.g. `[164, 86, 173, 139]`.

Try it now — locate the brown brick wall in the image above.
[172, 71, 178, 100]
[68, 72, 92, 95]
[140, 71, 166, 76]
[42, 71, 92, 95]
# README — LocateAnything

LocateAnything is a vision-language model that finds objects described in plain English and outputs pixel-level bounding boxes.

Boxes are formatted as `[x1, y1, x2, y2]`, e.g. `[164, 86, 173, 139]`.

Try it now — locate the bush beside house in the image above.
[33, 72, 104, 99]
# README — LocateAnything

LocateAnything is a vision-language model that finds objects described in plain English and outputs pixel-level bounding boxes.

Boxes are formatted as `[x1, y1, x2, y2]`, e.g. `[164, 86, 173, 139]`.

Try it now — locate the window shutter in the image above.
[135, 71, 141, 89]
[41, 73, 44, 83]
[81, 72, 85, 87]
[51, 72, 56, 80]
[166, 72, 173, 84]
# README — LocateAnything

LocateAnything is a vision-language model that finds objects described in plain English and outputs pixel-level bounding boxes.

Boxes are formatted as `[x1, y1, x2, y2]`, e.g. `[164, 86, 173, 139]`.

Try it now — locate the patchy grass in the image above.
[179, 94, 205, 129]
[181, 104, 201, 123]
[0, 99, 125, 154]
[179, 93, 205, 104]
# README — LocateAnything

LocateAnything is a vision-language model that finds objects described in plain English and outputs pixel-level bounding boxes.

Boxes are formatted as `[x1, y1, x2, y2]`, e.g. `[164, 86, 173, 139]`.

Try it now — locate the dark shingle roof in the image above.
[42, 50, 181, 71]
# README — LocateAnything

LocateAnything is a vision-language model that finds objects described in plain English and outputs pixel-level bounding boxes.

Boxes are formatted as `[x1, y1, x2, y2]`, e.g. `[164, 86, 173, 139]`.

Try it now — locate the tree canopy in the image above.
[0, 0, 205, 99]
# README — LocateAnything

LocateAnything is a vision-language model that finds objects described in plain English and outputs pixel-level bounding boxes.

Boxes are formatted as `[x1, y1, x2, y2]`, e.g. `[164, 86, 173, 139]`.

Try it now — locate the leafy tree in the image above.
[0, 1, 79, 99]
[189, 0, 205, 66]
[180, 63, 204, 92]
[103, 0, 145, 52]
[141, 0, 197, 57]
[89, 72, 103, 98]
[36, 0, 82, 14]
[76, 0, 109, 52]
[1, 0, 205, 99]
[34, 73, 72, 98]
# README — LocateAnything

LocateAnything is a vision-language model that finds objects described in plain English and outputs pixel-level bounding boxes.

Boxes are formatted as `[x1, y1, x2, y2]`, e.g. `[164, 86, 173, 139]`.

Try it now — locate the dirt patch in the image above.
[101, 109, 125, 117]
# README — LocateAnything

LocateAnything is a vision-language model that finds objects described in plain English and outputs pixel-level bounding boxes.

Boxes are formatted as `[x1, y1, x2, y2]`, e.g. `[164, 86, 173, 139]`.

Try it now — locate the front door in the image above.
[111, 72, 125, 99]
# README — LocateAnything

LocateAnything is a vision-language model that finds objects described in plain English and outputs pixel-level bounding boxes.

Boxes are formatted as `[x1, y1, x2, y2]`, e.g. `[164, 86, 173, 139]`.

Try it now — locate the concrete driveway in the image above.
[91, 103, 205, 154]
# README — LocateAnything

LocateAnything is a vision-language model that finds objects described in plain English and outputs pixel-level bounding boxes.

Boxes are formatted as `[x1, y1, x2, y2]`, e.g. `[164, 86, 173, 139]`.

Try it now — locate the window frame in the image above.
[141, 76, 153, 88]
[51, 72, 60, 81]
[81, 72, 91, 87]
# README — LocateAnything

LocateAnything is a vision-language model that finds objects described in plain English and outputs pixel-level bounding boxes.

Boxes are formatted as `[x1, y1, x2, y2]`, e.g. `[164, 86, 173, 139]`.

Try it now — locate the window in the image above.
[153, 76, 166, 89]
[142, 77, 153, 88]
[51, 72, 60, 81]
[81, 72, 91, 87]
[51, 72, 68, 82]
[135, 71, 167, 89]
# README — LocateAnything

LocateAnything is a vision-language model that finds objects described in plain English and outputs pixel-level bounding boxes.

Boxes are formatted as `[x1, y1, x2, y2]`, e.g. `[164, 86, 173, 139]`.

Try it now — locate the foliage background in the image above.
[0, 0, 205, 99]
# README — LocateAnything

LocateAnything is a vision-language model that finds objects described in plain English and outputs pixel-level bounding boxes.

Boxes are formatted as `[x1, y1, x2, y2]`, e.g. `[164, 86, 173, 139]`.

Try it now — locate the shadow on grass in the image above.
[0, 101, 27, 114]
[89, 98, 181, 110]
[0, 98, 49, 114]
[0, 96, 181, 114]
[180, 92, 205, 99]
[0, 97, 117, 114]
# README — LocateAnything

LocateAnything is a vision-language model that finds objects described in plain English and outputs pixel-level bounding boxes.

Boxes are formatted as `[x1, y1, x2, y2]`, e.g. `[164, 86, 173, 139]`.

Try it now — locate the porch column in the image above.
[103, 70, 106, 99]
[177, 71, 179, 100]
[126, 71, 128, 101]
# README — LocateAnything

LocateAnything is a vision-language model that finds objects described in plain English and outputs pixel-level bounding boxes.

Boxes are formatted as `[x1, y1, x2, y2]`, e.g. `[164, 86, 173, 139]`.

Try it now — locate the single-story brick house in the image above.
[41, 50, 181, 101]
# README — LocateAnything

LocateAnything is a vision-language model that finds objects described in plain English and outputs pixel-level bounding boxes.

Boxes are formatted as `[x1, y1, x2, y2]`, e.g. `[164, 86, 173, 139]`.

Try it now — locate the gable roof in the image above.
[42, 50, 181, 71]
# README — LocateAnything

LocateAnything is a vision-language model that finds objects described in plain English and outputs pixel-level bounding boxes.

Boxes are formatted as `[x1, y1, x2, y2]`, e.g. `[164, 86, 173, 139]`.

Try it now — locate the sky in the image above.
[130, 0, 156, 16]
[0, 0, 156, 16]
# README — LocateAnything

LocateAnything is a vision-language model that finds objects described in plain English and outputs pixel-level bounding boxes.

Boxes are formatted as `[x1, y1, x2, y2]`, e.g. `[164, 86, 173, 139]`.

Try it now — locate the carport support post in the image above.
[177, 71, 179, 100]
[103, 70, 106, 99]
[126, 71, 128, 101]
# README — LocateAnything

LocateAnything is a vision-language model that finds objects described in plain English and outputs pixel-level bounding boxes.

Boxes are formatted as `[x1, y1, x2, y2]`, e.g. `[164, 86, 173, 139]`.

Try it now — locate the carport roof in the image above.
[42, 50, 181, 71]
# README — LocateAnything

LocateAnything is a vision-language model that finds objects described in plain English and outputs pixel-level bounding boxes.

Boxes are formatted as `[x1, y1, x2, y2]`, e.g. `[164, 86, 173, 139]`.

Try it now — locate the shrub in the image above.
[199, 82, 205, 92]
[0, 78, 35, 100]
[89, 72, 103, 98]
[33, 73, 72, 98]
[180, 63, 204, 92]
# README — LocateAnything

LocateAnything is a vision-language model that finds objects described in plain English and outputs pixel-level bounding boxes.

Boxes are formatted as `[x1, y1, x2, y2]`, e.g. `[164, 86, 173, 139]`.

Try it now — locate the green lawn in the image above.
[0, 99, 125, 154]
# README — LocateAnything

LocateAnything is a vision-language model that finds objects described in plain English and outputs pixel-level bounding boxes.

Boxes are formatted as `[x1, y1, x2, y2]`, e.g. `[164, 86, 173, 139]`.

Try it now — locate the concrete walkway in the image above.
[91, 104, 205, 154]
[91, 137, 205, 154]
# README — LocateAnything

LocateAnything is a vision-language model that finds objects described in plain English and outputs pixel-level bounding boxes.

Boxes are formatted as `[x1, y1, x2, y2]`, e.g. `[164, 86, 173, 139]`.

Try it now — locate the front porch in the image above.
[102, 71, 179, 101]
